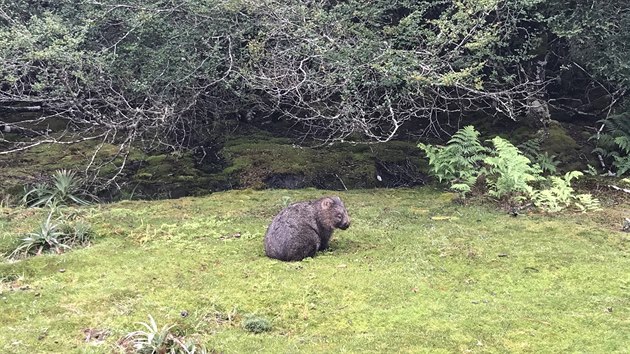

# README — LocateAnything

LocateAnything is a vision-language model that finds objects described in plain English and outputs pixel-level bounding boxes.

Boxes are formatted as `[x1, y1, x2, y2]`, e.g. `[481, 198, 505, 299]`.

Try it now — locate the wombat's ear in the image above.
[320, 197, 334, 209]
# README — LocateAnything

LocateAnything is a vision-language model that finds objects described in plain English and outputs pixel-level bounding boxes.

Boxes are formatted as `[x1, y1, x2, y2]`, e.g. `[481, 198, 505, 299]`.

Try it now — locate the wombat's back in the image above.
[264, 201, 320, 261]
[264, 196, 350, 261]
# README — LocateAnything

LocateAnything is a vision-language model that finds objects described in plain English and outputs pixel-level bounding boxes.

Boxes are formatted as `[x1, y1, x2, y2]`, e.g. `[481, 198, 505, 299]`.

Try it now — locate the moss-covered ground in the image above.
[0, 188, 629, 353]
[0, 132, 426, 198]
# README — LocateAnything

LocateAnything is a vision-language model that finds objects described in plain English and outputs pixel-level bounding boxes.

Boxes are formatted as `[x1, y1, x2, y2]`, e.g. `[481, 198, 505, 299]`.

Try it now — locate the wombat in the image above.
[264, 196, 351, 261]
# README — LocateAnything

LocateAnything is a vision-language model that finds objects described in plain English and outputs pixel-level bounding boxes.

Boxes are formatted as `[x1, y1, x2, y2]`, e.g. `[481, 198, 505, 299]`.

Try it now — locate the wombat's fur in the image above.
[264, 196, 351, 261]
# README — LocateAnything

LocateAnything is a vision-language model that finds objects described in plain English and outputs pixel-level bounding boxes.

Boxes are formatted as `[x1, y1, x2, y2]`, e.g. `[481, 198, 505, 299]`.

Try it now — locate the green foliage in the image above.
[0, 11, 94, 89]
[534, 171, 581, 212]
[421, 126, 599, 212]
[573, 193, 603, 213]
[518, 138, 559, 175]
[592, 112, 630, 176]
[0, 1, 244, 155]
[280, 196, 293, 208]
[584, 164, 599, 176]
[58, 220, 94, 247]
[547, 0, 630, 88]
[22, 170, 96, 208]
[242, 316, 272, 334]
[484, 136, 543, 199]
[118, 315, 208, 354]
[419, 126, 487, 196]
[241, 0, 552, 141]
[9, 211, 69, 257]
[531, 171, 600, 213]
[450, 183, 472, 196]
[8, 210, 94, 259]
[420, 126, 544, 200]
[1, 0, 559, 150]
[0, 0, 628, 157]
[611, 151, 630, 177]
[0, 0, 626, 170]
[118, 315, 206, 354]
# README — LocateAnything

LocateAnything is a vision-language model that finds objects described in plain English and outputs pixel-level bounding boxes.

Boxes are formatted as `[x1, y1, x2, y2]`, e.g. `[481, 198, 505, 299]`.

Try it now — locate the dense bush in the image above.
[2, 0, 626, 149]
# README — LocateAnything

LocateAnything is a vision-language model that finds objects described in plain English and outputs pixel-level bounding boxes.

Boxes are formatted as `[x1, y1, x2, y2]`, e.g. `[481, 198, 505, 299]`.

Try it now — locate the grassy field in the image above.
[0, 188, 629, 353]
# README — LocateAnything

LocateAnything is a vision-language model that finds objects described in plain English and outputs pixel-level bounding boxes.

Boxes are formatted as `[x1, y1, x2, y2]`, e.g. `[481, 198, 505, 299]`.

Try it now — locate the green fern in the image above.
[531, 171, 601, 213]
[613, 155, 630, 176]
[484, 136, 543, 199]
[518, 138, 559, 175]
[419, 125, 488, 196]
[531, 171, 579, 212]
[420, 127, 601, 213]
[614, 136, 630, 153]
[574, 194, 602, 212]
[450, 183, 472, 196]
[592, 112, 630, 176]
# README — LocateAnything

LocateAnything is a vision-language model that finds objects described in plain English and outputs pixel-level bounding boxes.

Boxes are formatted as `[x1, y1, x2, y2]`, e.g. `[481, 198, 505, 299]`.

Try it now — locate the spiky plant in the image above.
[118, 315, 209, 354]
[59, 220, 94, 247]
[22, 169, 96, 207]
[10, 211, 70, 257]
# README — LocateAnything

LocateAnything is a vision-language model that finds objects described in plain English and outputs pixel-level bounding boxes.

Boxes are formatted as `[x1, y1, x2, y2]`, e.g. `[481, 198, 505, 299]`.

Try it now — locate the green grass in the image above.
[0, 188, 628, 353]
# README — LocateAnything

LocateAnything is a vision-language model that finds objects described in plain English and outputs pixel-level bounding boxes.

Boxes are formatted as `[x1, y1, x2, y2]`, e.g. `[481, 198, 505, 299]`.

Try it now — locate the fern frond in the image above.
[563, 171, 583, 183]
[419, 126, 488, 188]
[484, 136, 543, 199]
[614, 136, 630, 154]
[613, 155, 630, 176]
[531, 188, 564, 213]
[592, 147, 614, 158]
[531, 170, 600, 213]
[517, 139, 541, 159]
[574, 194, 602, 212]
[450, 183, 472, 197]
[517, 138, 558, 175]
[593, 113, 630, 176]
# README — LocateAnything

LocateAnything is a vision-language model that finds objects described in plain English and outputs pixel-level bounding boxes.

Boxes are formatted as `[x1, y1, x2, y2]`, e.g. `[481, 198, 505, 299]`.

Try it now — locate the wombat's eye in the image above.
[336, 213, 343, 219]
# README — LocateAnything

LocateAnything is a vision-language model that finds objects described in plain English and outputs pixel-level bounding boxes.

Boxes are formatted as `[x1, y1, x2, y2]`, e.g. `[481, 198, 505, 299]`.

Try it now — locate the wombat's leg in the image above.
[318, 231, 332, 251]
[288, 240, 319, 261]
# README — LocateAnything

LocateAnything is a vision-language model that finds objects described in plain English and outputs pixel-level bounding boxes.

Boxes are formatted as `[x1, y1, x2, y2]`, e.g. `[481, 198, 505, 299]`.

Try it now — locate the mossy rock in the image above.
[540, 122, 588, 172]
[544, 122, 579, 155]
[218, 138, 427, 190]
[0, 130, 428, 199]
[502, 122, 589, 173]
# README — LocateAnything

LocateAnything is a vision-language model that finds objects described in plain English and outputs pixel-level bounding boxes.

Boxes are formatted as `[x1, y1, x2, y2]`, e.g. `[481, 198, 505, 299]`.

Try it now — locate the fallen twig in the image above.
[608, 185, 630, 194]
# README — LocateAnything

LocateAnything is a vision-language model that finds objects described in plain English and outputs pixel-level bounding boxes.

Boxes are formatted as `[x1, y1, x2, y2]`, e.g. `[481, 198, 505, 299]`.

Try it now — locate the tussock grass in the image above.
[0, 188, 628, 353]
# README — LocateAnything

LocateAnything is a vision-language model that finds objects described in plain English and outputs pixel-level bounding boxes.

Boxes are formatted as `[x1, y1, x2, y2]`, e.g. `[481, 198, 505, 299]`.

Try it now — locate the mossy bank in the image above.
[0, 131, 427, 200]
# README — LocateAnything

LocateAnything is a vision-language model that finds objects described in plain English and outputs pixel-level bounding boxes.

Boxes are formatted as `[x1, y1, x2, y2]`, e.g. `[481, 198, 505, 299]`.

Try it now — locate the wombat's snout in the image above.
[338, 219, 351, 230]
